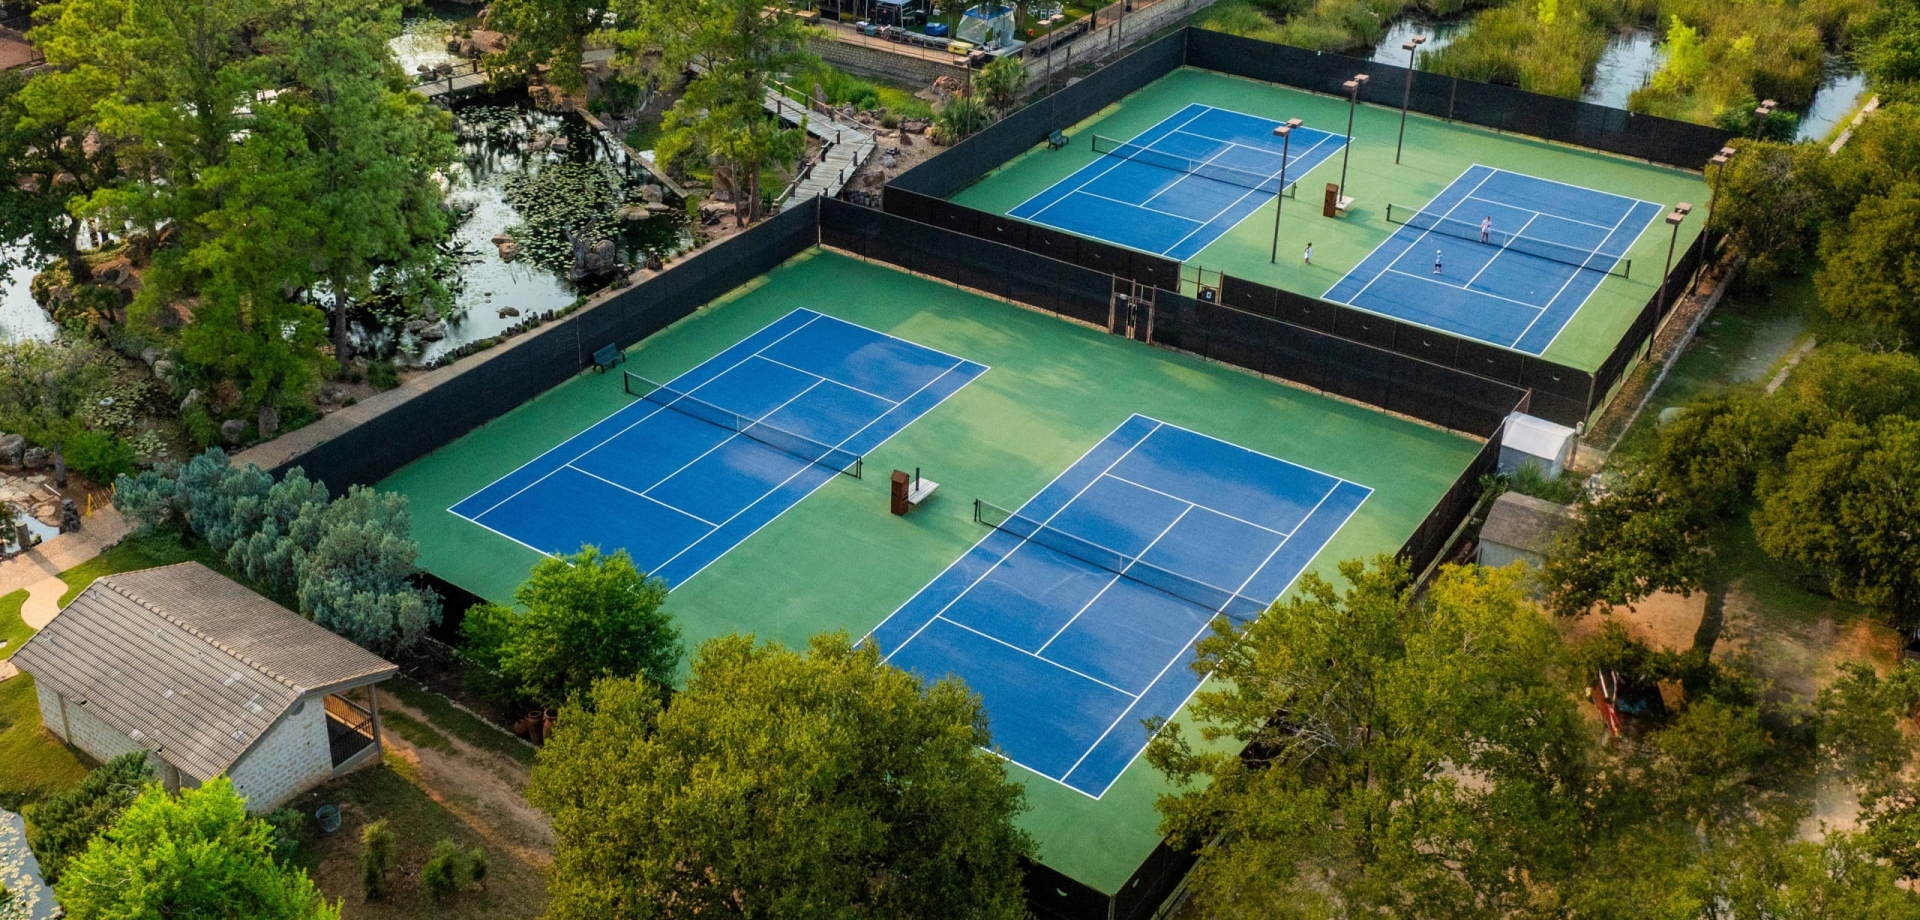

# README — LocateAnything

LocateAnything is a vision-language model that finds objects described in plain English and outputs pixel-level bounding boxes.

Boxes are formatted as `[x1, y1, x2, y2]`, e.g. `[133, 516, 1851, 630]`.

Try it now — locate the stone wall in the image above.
[37, 684, 169, 780]
[812, 37, 962, 87]
[228, 695, 336, 812]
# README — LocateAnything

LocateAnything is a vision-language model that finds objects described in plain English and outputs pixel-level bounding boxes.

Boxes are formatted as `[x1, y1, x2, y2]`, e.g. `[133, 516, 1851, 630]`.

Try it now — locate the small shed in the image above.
[12, 563, 397, 812]
[1499, 412, 1578, 478]
[1477, 491, 1573, 569]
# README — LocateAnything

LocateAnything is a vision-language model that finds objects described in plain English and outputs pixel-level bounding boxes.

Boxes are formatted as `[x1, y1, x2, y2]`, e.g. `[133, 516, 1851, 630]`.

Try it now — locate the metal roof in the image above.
[11, 562, 395, 781]
[1480, 491, 1574, 556]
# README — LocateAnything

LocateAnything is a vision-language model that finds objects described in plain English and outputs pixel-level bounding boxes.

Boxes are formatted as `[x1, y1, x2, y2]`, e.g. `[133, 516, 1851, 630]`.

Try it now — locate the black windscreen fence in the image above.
[275, 200, 820, 494]
[883, 186, 1181, 298]
[1398, 426, 1507, 575]
[1184, 30, 1732, 170]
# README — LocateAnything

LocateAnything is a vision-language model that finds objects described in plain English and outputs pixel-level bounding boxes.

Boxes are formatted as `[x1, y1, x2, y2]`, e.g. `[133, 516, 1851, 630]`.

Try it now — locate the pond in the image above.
[1367, 15, 1468, 68]
[0, 244, 58, 342]
[1796, 59, 1866, 142]
[385, 98, 691, 364]
[1582, 29, 1661, 110]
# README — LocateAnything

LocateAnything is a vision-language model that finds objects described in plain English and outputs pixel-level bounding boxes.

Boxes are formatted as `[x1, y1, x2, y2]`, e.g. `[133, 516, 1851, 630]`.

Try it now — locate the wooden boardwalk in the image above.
[765, 85, 875, 210]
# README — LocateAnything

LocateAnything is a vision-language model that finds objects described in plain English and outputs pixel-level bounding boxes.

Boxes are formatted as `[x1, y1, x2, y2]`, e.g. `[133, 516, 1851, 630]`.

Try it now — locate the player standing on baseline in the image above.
[1480, 215, 1492, 243]
[1434, 250, 1443, 274]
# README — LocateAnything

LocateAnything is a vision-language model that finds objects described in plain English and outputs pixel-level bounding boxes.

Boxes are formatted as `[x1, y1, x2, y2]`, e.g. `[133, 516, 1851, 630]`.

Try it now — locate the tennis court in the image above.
[450, 308, 988, 585]
[870, 415, 1369, 798]
[1323, 165, 1663, 354]
[1008, 103, 1346, 261]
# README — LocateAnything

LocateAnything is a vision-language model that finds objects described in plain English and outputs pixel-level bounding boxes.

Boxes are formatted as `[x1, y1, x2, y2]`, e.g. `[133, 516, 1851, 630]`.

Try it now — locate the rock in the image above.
[141, 347, 164, 368]
[258, 405, 279, 439]
[617, 205, 650, 221]
[420, 321, 448, 341]
[498, 306, 521, 318]
[60, 499, 80, 534]
[23, 447, 49, 471]
[586, 239, 617, 273]
[0, 434, 23, 468]
[157, 301, 193, 329]
[639, 184, 664, 203]
[180, 389, 202, 411]
[645, 251, 664, 271]
[882, 155, 898, 169]
[151, 359, 174, 385]
[490, 233, 512, 244]
[550, 135, 569, 152]
[220, 419, 246, 445]
[643, 201, 671, 214]
[901, 118, 930, 134]
[528, 134, 550, 151]
[497, 238, 520, 261]
[404, 319, 429, 335]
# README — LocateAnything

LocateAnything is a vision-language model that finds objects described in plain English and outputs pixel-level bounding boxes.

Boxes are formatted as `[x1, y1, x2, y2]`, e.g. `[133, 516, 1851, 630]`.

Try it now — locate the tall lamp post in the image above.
[1657, 202, 1693, 320]
[1395, 36, 1426, 165]
[1694, 146, 1735, 293]
[1338, 74, 1368, 199]
[1753, 99, 1777, 140]
[1269, 118, 1303, 263]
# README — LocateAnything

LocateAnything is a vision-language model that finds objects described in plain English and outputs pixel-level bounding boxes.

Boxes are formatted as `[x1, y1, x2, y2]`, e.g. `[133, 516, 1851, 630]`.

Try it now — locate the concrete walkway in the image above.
[0, 505, 129, 599]
[21, 576, 67, 630]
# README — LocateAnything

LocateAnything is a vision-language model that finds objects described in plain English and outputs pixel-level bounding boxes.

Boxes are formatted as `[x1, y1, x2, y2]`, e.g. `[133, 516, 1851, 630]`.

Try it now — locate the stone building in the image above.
[1477, 491, 1574, 571]
[12, 562, 395, 811]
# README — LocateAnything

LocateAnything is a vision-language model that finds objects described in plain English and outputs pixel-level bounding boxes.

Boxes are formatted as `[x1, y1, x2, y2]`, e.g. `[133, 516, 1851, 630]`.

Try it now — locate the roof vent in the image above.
[224, 670, 246, 687]
[129, 729, 145, 742]
[231, 730, 248, 742]
[163, 688, 176, 699]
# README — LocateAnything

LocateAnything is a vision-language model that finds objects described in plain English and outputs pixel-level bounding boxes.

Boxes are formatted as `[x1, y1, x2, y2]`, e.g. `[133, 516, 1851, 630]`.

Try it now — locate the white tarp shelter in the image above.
[1499, 411, 1577, 477]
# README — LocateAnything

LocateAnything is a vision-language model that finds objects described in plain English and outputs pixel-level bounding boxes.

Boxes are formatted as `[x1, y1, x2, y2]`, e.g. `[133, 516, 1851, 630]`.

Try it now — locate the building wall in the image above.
[229, 695, 336, 813]
[36, 684, 171, 780]
[1477, 542, 1543, 571]
[812, 37, 960, 87]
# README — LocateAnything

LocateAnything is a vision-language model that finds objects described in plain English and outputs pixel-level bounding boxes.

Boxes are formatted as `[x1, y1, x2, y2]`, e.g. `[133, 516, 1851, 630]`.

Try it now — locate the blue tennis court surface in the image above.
[869, 415, 1370, 798]
[452, 309, 988, 585]
[1008, 104, 1346, 262]
[1324, 165, 1662, 355]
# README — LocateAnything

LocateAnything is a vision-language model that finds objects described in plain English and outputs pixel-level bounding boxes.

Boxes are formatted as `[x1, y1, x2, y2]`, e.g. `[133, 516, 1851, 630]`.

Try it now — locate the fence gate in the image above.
[1110, 277, 1155, 342]
[1182, 264, 1223, 302]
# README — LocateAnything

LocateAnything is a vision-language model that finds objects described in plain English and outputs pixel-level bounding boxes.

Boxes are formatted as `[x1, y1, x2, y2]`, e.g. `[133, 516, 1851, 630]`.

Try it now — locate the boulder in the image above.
[551, 135, 569, 152]
[404, 318, 430, 335]
[881, 155, 898, 169]
[180, 389, 203, 411]
[901, 118, 930, 134]
[638, 184, 664, 203]
[220, 419, 246, 445]
[140, 347, 164, 368]
[23, 447, 49, 471]
[498, 306, 521, 318]
[420, 321, 448, 341]
[0, 434, 23, 467]
[583, 239, 617, 275]
[151, 359, 175, 386]
[497, 238, 520, 261]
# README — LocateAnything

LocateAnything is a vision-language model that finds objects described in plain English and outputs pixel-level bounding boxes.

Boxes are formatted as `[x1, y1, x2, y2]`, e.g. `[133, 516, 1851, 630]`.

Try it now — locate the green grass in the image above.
[291, 757, 548, 920]
[624, 118, 665, 154]
[55, 530, 228, 606]
[952, 67, 1711, 372]
[384, 679, 536, 767]
[379, 248, 1483, 893]
[379, 709, 457, 756]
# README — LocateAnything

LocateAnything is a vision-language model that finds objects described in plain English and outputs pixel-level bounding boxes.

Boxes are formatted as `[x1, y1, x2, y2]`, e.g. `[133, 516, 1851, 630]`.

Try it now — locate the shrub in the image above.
[421, 839, 465, 902]
[63, 429, 136, 483]
[24, 752, 155, 884]
[263, 807, 310, 861]
[366, 359, 400, 391]
[467, 846, 488, 888]
[361, 820, 394, 900]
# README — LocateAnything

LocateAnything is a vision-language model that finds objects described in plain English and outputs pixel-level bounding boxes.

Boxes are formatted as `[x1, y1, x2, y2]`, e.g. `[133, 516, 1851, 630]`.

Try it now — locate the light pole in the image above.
[1339, 74, 1368, 199]
[1753, 99, 1776, 140]
[1657, 202, 1693, 320]
[1395, 36, 1426, 165]
[1269, 118, 1302, 263]
[1694, 146, 1735, 293]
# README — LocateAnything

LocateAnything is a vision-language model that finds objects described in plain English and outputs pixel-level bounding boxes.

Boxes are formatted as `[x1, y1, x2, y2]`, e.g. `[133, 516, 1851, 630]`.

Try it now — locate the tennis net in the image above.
[1090, 134, 1298, 198]
[974, 499, 1270, 625]
[623, 372, 863, 478]
[1385, 204, 1632, 278]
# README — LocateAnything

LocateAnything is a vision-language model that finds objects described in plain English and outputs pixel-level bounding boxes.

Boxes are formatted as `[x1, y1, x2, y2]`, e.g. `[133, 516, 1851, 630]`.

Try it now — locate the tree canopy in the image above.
[528, 632, 1034, 920]
[23, 752, 154, 885]
[461, 545, 682, 706]
[54, 778, 339, 920]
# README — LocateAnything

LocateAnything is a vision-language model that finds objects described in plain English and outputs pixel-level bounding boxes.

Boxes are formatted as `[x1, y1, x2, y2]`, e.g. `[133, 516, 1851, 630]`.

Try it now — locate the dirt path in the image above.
[378, 698, 555, 866]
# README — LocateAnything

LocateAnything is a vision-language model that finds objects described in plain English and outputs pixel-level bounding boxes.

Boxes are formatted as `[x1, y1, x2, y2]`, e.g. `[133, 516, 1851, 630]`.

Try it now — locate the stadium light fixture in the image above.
[1696, 146, 1736, 292]
[1658, 203, 1692, 318]
[1339, 74, 1368, 198]
[1396, 36, 1427, 165]
[1269, 118, 1303, 263]
[1753, 99, 1777, 140]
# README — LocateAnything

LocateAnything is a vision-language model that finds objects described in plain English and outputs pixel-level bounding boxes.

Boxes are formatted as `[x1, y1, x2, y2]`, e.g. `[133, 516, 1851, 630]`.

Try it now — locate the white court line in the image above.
[1143, 416, 1373, 495]
[935, 614, 1141, 699]
[1460, 211, 1539, 291]
[749, 355, 901, 406]
[1158, 133, 1334, 258]
[1380, 268, 1547, 312]
[1070, 483, 1375, 799]
[1035, 504, 1194, 655]
[1006, 105, 1215, 217]
[653, 357, 981, 584]
[859, 414, 1147, 648]
[1325, 167, 1499, 307]
[1462, 194, 1618, 232]
[1469, 162, 1665, 211]
[1138, 136, 1243, 210]
[453, 312, 825, 523]
[1512, 201, 1642, 349]
[635, 378, 824, 501]
[880, 419, 1169, 662]
[1100, 473, 1289, 537]
[1063, 189, 1206, 225]
[564, 465, 720, 528]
